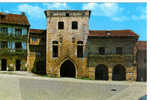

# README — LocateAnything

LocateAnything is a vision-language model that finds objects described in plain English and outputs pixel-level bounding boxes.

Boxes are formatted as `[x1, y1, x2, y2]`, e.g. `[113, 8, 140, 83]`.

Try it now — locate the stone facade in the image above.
[87, 37, 137, 81]
[44, 10, 90, 78]
[136, 41, 147, 81]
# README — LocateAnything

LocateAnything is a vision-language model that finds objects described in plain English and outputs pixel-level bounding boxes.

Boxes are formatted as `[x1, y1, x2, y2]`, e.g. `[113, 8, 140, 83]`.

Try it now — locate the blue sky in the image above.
[0, 2, 146, 40]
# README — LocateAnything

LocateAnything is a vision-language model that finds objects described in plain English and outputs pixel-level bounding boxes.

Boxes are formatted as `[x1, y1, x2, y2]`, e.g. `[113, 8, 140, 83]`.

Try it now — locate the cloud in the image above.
[83, 3, 123, 16]
[43, 3, 69, 10]
[131, 8, 146, 20]
[112, 16, 128, 21]
[83, 3, 146, 22]
[18, 4, 45, 18]
[83, 3, 97, 10]
[82, 3, 125, 21]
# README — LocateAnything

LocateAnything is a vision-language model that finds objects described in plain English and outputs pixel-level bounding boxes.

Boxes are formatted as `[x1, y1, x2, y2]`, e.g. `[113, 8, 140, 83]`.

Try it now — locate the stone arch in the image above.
[95, 64, 108, 80]
[112, 64, 126, 81]
[1, 59, 7, 71]
[60, 60, 76, 78]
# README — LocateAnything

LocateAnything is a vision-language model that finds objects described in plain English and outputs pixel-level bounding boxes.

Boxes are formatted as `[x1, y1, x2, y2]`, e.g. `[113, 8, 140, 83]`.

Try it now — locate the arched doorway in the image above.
[16, 60, 21, 71]
[95, 64, 108, 80]
[112, 64, 126, 81]
[60, 60, 76, 78]
[1, 59, 7, 71]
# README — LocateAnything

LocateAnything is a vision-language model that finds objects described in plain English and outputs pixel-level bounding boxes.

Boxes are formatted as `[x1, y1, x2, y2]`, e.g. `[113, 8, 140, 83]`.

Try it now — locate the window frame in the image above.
[77, 41, 83, 58]
[72, 21, 78, 30]
[116, 47, 123, 55]
[15, 28, 22, 36]
[1, 41, 8, 48]
[52, 41, 58, 58]
[99, 47, 105, 55]
[58, 21, 64, 30]
[0, 27, 8, 33]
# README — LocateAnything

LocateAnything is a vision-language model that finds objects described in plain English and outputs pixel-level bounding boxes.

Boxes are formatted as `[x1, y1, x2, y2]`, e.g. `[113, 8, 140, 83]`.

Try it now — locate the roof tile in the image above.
[0, 12, 30, 26]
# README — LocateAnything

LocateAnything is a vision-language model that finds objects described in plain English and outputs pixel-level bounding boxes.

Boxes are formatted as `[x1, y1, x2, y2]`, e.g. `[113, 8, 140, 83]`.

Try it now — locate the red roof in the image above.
[0, 12, 30, 26]
[89, 30, 138, 38]
[136, 41, 147, 50]
[30, 29, 46, 34]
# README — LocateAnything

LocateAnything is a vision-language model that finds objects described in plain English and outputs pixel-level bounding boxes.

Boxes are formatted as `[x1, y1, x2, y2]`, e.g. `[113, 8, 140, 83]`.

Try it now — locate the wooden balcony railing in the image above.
[0, 32, 28, 42]
[0, 48, 27, 56]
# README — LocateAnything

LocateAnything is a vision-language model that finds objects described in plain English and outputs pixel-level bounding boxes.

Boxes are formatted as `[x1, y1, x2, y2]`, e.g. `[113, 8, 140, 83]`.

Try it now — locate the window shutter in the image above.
[22, 28, 27, 35]
[22, 42, 26, 49]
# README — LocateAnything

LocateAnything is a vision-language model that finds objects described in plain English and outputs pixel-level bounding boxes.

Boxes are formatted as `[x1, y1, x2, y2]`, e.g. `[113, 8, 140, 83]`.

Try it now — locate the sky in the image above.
[0, 2, 146, 40]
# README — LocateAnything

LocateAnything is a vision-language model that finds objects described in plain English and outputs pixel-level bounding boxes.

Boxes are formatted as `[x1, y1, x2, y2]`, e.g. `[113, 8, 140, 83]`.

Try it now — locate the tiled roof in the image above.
[89, 30, 139, 38]
[30, 29, 46, 34]
[136, 41, 147, 50]
[0, 12, 30, 26]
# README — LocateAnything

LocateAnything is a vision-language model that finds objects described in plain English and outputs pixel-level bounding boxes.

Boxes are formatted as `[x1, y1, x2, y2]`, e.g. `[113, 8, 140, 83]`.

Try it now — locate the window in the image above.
[99, 47, 105, 55]
[36, 52, 41, 56]
[32, 37, 37, 42]
[0, 27, 8, 33]
[77, 41, 83, 44]
[116, 47, 123, 55]
[66, 13, 69, 17]
[52, 41, 58, 57]
[144, 58, 146, 63]
[15, 42, 22, 48]
[58, 22, 64, 29]
[72, 21, 78, 29]
[72, 37, 75, 43]
[15, 28, 22, 35]
[77, 41, 83, 58]
[1, 41, 7, 48]
[53, 41, 58, 44]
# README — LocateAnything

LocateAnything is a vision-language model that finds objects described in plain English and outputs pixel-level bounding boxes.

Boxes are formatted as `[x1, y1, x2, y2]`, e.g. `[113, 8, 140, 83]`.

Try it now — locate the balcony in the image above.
[0, 48, 27, 56]
[88, 52, 134, 62]
[0, 32, 28, 42]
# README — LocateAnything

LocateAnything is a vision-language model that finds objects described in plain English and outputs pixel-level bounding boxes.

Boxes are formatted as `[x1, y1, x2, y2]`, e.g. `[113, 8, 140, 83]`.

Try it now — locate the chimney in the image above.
[21, 12, 25, 16]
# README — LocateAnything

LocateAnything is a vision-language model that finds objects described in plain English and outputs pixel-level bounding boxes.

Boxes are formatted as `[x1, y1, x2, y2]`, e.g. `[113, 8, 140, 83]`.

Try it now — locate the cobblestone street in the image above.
[0, 72, 146, 100]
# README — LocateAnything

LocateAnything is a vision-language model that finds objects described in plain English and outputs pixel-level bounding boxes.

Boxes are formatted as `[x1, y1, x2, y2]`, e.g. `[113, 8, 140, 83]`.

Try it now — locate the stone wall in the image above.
[45, 10, 90, 78]
[87, 37, 137, 81]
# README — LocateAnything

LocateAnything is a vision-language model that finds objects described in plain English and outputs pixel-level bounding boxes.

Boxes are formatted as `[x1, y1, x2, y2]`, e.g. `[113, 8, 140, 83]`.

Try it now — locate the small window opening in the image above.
[1, 41, 7, 48]
[52, 41, 58, 57]
[99, 47, 105, 55]
[58, 22, 64, 29]
[77, 41, 83, 44]
[0, 27, 8, 33]
[72, 37, 75, 43]
[15, 42, 22, 48]
[72, 21, 78, 29]
[77, 41, 83, 58]
[15, 28, 22, 35]
[32, 37, 37, 42]
[53, 45, 58, 57]
[66, 13, 69, 17]
[116, 47, 123, 55]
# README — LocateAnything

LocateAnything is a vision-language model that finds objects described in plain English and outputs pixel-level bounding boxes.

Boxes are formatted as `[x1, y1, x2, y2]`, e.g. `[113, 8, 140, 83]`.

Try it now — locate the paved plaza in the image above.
[0, 72, 146, 100]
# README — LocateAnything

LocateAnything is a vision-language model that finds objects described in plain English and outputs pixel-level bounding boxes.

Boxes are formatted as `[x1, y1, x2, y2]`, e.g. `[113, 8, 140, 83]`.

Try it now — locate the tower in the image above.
[44, 10, 91, 78]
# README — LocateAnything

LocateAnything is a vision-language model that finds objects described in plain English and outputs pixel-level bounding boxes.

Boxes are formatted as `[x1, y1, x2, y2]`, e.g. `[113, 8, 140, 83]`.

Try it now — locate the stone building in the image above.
[0, 10, 147, 81]
[136, 41, 147, 81]
[0, 12, 29, 71]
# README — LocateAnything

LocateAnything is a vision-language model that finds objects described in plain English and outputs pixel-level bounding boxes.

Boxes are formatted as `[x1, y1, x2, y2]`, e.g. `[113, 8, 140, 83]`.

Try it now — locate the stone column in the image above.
[108, 67, 112, 81]
[88, 67, 95, 80]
